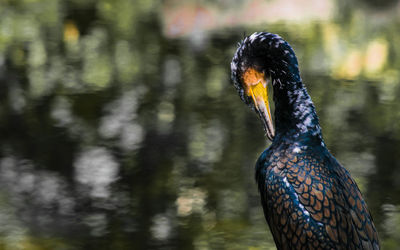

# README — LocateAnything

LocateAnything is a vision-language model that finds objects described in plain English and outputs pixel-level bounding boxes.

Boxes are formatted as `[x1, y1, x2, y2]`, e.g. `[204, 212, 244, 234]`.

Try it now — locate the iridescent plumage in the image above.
[231, 32, 380, 249]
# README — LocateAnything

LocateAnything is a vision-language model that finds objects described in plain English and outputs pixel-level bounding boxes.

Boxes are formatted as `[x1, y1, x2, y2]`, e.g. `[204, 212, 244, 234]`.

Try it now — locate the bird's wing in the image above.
[258, 150, 379, 249]
[328, 156, 380, 248]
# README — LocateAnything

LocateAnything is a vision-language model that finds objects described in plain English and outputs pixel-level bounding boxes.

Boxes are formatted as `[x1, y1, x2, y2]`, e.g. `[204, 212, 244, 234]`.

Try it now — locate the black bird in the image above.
[231, 32, 380, 249]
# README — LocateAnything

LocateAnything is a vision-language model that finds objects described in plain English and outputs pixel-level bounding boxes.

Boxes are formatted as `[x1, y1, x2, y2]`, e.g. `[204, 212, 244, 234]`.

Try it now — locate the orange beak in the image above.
[242, 68, 275, 141]
[248, 80, 275, 141]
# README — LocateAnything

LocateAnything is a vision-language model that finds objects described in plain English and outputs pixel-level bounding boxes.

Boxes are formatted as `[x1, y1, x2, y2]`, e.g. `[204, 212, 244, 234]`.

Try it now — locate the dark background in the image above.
[0, 0, 399, 249]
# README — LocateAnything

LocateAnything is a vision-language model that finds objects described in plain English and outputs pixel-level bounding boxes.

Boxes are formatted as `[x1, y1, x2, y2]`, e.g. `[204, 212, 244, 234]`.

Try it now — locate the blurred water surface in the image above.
[1, 0, 400, 249]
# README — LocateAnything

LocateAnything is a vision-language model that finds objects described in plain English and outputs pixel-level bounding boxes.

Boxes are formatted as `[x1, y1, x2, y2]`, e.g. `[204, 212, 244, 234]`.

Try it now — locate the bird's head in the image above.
[230, 32, 300, 141]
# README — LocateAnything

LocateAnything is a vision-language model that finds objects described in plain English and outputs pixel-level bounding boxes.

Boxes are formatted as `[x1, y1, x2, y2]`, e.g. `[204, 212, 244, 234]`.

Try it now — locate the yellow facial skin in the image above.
[242, 68, 275, 140]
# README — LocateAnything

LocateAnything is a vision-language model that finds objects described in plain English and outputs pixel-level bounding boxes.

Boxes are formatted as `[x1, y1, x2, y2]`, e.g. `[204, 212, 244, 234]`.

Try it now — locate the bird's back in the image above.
[256, 141, 380, 250]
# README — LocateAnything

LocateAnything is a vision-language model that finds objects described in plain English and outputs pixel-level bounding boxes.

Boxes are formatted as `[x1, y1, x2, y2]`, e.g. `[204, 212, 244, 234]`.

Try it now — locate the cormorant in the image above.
[230, 32, 380, 249]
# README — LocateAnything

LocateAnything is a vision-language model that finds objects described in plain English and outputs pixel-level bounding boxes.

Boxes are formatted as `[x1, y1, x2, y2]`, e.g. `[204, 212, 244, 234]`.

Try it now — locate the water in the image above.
[0, 0, 400, 249]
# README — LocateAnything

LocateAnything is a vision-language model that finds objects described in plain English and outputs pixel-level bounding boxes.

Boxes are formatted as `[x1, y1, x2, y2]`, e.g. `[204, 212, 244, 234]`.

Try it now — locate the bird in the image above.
[230, 32, 380, 249]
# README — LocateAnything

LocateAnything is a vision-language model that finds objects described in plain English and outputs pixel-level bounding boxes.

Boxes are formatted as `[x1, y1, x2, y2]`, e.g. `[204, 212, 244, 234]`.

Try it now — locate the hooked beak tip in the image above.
[263, 117, 275, 141]
[256, 107, 275, 141]
[266, 132, 275, 141]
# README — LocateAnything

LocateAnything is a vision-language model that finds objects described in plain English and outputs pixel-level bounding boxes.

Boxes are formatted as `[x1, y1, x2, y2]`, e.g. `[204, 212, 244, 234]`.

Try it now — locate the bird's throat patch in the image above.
[242, 68, 266, 97]
[243, 68, 265, 87]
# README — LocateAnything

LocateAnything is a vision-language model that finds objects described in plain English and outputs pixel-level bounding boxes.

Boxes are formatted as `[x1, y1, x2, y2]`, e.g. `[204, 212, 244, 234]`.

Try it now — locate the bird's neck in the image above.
[272, 78, 324, 144]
